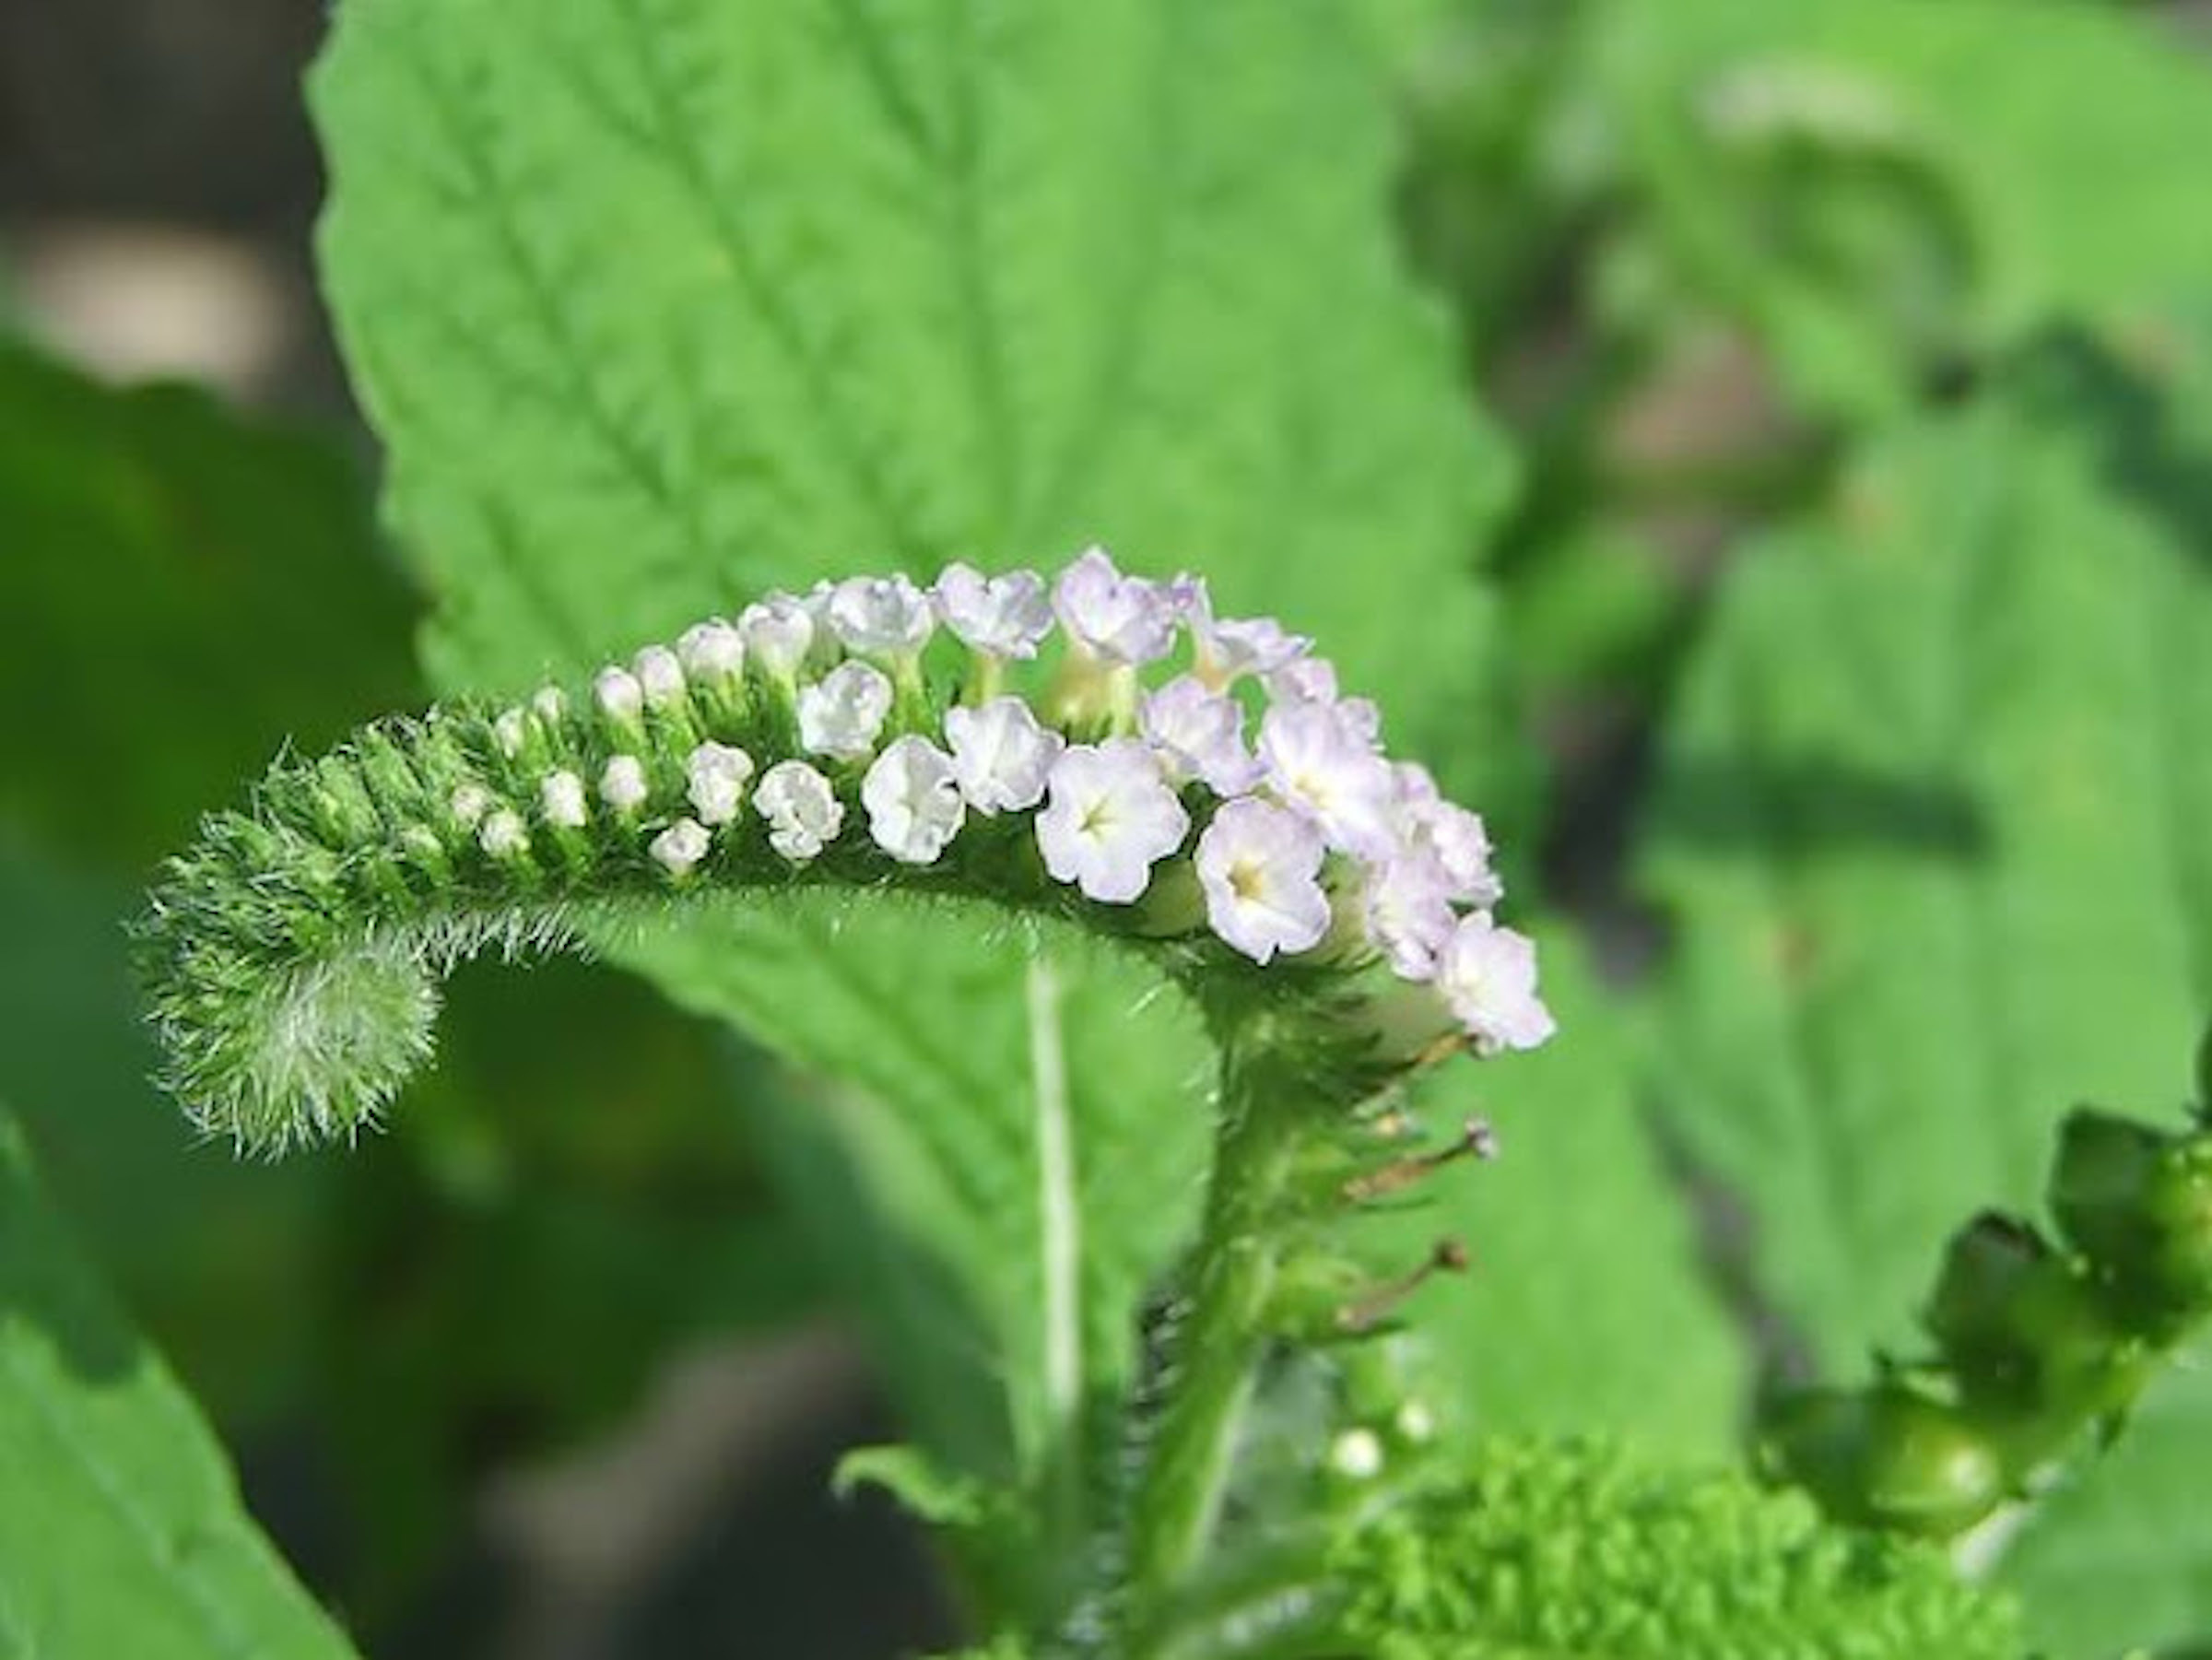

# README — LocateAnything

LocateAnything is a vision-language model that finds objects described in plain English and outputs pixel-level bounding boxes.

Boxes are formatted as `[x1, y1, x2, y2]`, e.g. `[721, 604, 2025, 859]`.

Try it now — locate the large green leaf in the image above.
[309, 0, 1518, 1577]
[1640, 331, 2212, 1652]
[0, 1103, 358, 1660]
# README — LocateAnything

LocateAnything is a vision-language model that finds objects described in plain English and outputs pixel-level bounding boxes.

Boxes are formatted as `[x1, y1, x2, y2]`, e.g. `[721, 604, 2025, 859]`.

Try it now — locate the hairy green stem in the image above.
[1123, 1016, 1332, 1634]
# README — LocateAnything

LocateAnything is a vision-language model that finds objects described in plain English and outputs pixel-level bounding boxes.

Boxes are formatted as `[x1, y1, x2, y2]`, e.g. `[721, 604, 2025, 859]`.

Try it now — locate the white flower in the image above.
[1140, 676, 1264, 795]
[738, 593, 817, 678]
[594, 665, 645, 722]
[1434, 915, 1555, 1055]
[935, 562, 1053, 658]
[686, 741, 756, 826]
[755, 759, 844, 861]
[633, 645, 686, 707]
[493, 707, 528, 758]
[830, 573, 935, 658]
[540, 770, 588, 830]
[449, 782, 493, 828]
[862, 736, 966, 865]
[1257, 700, 1399, 858]
[650, 817, 712, 877]
[677, 618, 746, 680]
[531, 684, 568, 724]
[1053, 545, 1178, 665]
[1035, 739, 1190, 903]
[797, 661, 894, 759]
[600, 754, 650, 813]
[1195, 798, 1331, 964]
[1182, 577, 1309, 688]
[478, 808, 528, 859]
[1359, 850, 1457, 979]
[944, 697, 1064, 814]
[1406, 798, 1501, 908]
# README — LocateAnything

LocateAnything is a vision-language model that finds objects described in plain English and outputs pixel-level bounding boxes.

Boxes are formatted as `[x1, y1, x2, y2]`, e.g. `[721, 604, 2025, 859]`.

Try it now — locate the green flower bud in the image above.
[1762, 1383, 2006, 1539]
[2051, 1110, 2212, 1333]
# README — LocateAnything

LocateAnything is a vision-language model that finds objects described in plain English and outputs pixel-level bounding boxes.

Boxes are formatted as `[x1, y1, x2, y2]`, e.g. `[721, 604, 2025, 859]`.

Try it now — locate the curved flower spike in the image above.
[135, 551, 1550, 1151]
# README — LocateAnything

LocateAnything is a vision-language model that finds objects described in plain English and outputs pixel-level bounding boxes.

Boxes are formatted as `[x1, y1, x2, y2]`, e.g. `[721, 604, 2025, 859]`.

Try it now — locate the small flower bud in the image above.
[633, 645, 687, 708]
[1328, 1428, 1384, 1480]
[594, 665, 645, 723]
[600, 755, 650, 814]
[478, 808, 528, 859]
[540, 771, 588, 830]
[649, 817, 712, 877]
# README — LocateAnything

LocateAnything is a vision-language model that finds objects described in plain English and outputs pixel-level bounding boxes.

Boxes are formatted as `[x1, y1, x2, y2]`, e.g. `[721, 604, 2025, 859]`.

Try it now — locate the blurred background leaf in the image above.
[1636, 328, 2212, 1653]
[0, 1101, 359, 1659]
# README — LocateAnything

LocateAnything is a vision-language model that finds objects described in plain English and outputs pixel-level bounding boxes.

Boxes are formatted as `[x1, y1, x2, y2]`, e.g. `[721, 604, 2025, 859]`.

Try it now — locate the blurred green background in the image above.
[3, 2, 2209, 1655]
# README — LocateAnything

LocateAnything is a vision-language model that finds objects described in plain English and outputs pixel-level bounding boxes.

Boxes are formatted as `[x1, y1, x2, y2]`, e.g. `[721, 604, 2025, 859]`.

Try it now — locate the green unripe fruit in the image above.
[1923, 1213, 2148, 1446]
[1762, 1383, 2006, 1539]
[2051, 1110, 2212, 1334]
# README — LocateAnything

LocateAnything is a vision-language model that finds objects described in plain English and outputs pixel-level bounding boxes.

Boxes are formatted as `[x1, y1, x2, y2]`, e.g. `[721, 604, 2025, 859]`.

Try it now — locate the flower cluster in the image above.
[488, 547, 1551, 1057]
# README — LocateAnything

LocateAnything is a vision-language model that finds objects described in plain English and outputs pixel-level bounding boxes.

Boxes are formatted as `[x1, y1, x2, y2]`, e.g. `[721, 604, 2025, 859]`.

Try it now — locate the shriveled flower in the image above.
[862, 736, 966, 865]
[600, 755, 650, 813]
[1257, 700, 1399, 859]
[944, 697, 1063, 814]
[1053, 545, 1178, 666]
[830, 573, 935, 658]
[797, 661, 894, 759]
[1140, 676, 1264, 795]
[935, 562, 1053, 658]
[1035, 739, 1190, 903]
[686, 741, 755, 827]
[540, 770, 588, 830]
[677, 618, 745, 680]
[650, 817, 712, 878]
[755, 759, 843, 862]
[1358, 850, 1456, 979]
[1435, 914, 1555, 1055]
[1182, 576, 1309, 689]
[1196, 797, 1331, 964]
[633, 645, 687, 707]
[738, 593, 817, 678]
[594, 665, 645, 722]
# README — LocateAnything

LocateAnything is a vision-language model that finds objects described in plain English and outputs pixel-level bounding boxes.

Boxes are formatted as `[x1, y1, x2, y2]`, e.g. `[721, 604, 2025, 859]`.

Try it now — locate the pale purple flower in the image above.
[1035, 739, 1190, 902]
[650, 817, 712, 878]
[1053, 545, 1178, 666]
[540, 770, 588, 830]
[599, 755, 649, 813]
[1257, 700, 1399, 859]
[755, 759, 844, 861]
[1435, 915, 1555, 1055]
[678, 618, 746, 681]
[1411, 801, 1501, 908]
[633, 644, 687, 707]
[1140, 676, 1264, 795]
[1195, 798, 1332, 964]
[862, 736, 966, 865]
[935, 562, 1053, 658]
[686, 741, 756, 827]
[797, 661, 894, 759]
[738, 593, 817, 678]
[1182, 577, 1309, 689]
[830, 573, 935, 658]
[1266, 656, 1340, 705]
[1359, 850, 1457, 979]
[944, 697, 1064, 814]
